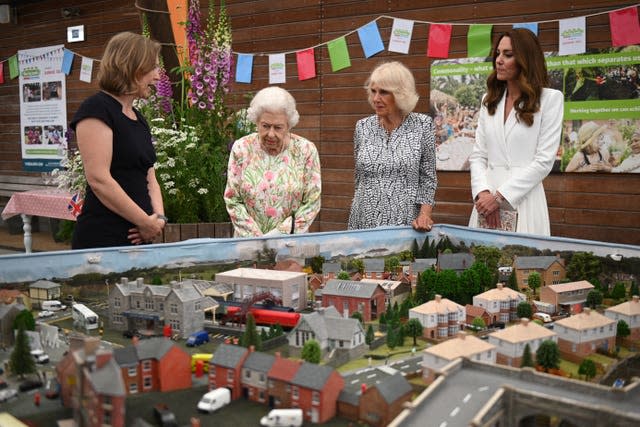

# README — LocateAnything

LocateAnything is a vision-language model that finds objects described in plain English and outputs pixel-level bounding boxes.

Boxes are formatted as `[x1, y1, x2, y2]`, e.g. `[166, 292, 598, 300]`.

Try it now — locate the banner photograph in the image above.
[430, 46, 640, 173]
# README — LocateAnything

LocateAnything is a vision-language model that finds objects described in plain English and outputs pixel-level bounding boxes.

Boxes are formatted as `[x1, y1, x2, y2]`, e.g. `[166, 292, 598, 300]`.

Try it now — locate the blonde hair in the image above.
[98, 32, 160, 95]
[365, 62, 419, 115]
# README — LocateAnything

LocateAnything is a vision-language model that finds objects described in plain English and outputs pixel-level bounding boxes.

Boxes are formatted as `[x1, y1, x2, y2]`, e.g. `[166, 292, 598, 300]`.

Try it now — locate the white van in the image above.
[533, 312, 552, 323]
[42, 300, 66, 312]
[260, 409, 303, 427]
[197, 387, 230, 413]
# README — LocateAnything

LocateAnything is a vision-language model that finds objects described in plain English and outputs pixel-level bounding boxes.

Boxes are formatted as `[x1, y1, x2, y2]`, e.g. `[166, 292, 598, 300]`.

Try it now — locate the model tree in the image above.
[566, 252, 602, 288]
[415, 271, 429, 305]
[386, 326, 397, 350]
[301, 339, 321, 364]
[610, 283, 626, 300]
[617, 320, 630, 341]
[458, 269, 483, 305]
[411, 239, 420, 259]
[508, 269, 519, 291]
[527, 272, 541, 298]
[10, 324, 36, 379]
[406, 318, 423, 346]
[337, 270, 350, 280]
[586, 290, 603, 309]
[472, 316, 486, 330]
[471, 245, 502, 275]
[517, 301, 533, 319]
[385, 256, 400, 275]
[578, 358, 597, 381]
[521, 343, 534, 368]
[309, 255, 325, 274]
[240, 313, 261, 350]
[13, 309, 36, 331]
[470, 261, 494, 291]
[436, 269, 460, 301]
[365, 324, 375, 346]
[535, 340, 560, 373]
[350, 311, 363, 325]
[630, 282, 639, 298]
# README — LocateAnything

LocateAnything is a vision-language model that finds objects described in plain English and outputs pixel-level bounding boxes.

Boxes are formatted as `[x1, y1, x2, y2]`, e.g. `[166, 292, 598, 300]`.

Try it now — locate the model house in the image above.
[363, 258, 385, 279]
[209, 343, 250, 400]
[241, 351, 275, 404]
[539, 280, 595, 313]
[109, 277, 218, 339]
[465, 304, 491, 329]
[487, 318, 557, 367]
[289, 362, 345, 423]
[267, 352, 302, 408]
[409, 295, 465, 339]
[554, 308, 616, 361]
[215, 268, 308, 311]
[113, 337, 192, 394]
[288, 306, 367, 359]
[436, 253, 475, 274]
[56, 335, 126, 427]
[512, 255, 566, 290]
[28, 279, 61, 308]
[321, 262, 341, 282]
[0, 289, 31, 310]
[409, 258, 437, 285]
[361, 278, 411, 307]
[358, 373, 413, 427]
[0, 302, 25, 348]
[605, 295, 640, 341]
[422, 331, 497, 382]
[321, 279, 386, 321]
[472, 284, 527, 324]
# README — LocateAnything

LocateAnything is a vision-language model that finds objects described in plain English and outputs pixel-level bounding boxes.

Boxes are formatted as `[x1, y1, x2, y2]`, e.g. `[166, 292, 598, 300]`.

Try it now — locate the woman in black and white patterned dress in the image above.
[348, 61, 437, 231]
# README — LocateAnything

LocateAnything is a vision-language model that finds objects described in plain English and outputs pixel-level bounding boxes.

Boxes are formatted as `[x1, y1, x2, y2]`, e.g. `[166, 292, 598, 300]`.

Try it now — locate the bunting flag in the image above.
[0, 62, 3, 84]
[559, 17, 586, 56]
[61, 49, 74, 75]
[68, 193, 84, 218]
[269, 53, 286, 84]
[296, 48, 316, 81]
[235, 54, 253, 83]
[166, 0, 188, 66]
[427, 24, 452, 58]
[8, 55, 18, 79]
[79, 56, 93, 83]
[513, 22, 538, 35]
[388, 18, 414, 54]
[609, 6, 640, 47]
[357, 21, 384, 58]
[327, 36, 351, 72]
[467, 24, 493, 57]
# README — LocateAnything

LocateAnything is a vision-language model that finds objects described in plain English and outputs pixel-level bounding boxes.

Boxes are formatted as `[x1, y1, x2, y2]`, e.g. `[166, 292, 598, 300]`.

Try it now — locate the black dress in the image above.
[70, 92, 156, 249]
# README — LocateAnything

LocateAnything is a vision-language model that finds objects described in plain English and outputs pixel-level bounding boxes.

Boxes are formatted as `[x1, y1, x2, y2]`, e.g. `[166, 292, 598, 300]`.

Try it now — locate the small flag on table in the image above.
[68, 193, 84, 217]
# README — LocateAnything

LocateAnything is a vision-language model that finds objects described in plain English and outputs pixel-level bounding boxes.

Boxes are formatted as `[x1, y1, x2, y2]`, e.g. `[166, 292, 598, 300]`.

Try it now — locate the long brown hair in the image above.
[483, 28, 548, 126]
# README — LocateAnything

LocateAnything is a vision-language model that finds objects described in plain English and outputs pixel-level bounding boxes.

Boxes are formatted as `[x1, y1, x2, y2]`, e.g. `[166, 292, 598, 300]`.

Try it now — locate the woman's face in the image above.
[258, 110, 289, 155]
[136, 62, 160, 98]
[370, 83, 399, 118]
[631, 135, 640, 154]
[495, 37, 519, 82]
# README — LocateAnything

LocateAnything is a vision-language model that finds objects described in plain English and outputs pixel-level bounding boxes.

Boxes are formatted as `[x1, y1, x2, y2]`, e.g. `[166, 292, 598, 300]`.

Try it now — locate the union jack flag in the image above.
[68, 193, 84, 217]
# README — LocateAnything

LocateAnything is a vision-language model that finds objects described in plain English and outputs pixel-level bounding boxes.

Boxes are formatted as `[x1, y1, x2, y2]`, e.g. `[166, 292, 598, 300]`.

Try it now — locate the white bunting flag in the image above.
[388, 18, 414, 54]
[79, 56, 93, 83]
[559, 16, 586, 56]
[269, 53, 286, 84]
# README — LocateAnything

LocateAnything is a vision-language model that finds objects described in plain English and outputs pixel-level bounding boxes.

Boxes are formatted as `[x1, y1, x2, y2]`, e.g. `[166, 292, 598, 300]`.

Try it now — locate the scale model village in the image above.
[0, 235, 639, 427]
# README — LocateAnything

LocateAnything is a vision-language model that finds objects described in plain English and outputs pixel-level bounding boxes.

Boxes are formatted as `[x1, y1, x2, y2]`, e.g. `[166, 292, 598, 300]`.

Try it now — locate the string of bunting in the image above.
[0, 4, 638, 86]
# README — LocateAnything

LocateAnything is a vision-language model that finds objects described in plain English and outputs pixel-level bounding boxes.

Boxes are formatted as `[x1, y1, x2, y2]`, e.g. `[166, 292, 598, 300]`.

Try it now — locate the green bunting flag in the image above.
[328, 36, 351, 72]
[467, 24, 493, 58]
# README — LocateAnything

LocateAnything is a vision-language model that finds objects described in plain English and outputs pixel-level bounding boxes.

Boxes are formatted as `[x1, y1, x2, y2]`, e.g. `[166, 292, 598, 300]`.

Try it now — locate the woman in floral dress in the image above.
[224, 87, 321, 237]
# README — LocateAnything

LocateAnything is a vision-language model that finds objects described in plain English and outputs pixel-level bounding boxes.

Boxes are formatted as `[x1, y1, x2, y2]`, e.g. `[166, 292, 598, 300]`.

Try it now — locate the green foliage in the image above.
[566, 252, 602, 284]
[458, 268, 482, 305]
[301, 339, 321, 364]
[610, 282, 627, 300]
[471, 246, 502, 274]
[453, 81, 486, 108]
[517, 301, 533, 319]
[411, 239, 420, 259]
[508, 269, 519, 291]
[337, 270, 351, 280]
[617, 319, 631, 339]
[521, 343, 534, 368]
[536, 340, 560, 372]
[472, 316, 486, 330]
[578, 358, 597, 380]
[470, 262, 494, 291]
[260, 328, 268, 342]
[350, 311, 364, 325]
[379, 312, 387, 326]
[586, 290, 603, 308]
[630, 281, 639, 298]
[365, 324, 375, 345]
[399, 297, 412, 318]
[385, 256, 400, 274]
[406, 318, 423, 346]
[151, 276, 163, 285]
[419, 268, 437, 303]
[527, 272, 542, 297]
[386, 326, 397, 350]
[14, 310, 35, 331]
[435, 269, 460, 301]
[240, 313, 261, 350]
[309, 256, 325, 274]
[54, 219, 75, 243]
[10, 324, 36, 378]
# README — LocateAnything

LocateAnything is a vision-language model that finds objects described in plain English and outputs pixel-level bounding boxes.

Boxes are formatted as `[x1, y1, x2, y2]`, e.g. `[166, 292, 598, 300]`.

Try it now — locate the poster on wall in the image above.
[18, 45, 67, 172]
[430, 46, 640, 173]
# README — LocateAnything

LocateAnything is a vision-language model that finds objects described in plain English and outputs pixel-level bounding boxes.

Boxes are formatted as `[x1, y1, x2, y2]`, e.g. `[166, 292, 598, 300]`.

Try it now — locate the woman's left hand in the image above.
[412, 212, 434, 232]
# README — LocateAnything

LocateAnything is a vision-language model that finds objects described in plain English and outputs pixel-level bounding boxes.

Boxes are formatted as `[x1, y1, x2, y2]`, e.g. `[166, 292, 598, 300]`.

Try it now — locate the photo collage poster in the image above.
[430, 46, 640, 173]
[18, 45, 67, 172]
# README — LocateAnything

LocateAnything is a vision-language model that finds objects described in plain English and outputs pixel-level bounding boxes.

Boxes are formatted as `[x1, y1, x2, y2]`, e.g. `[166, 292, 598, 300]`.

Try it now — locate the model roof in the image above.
[513, 255, 562, 269]
[87, 357, 126, 396]
[268, 355, 302, 382]
[322, 262, 341, 273]
[323, 279, 382, 298]
[212, 343, 248, 369]
[555, 308, 615, 329]
[29, 279, 60, 289]
[606, 296, 640, 316]
[363, 258, 385, 272]
[215, 268, 306, 280]
[546, 281, 595, 293]
[411, 258, 437, 271]
[375, 373, 413, 404]
[475, 284, 525, 301]
[410, 295, 463, 315]
[438, 253, 475, 271]
[424, 333, 496, 360]
[290, 362, 335, 390]
[243, 352, 275, 373]
[489, 319, 556, 343]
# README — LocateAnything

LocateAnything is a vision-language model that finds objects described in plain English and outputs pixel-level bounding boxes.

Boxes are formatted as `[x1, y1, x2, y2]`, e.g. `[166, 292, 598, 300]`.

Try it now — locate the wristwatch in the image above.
[157, 214, 169, 223]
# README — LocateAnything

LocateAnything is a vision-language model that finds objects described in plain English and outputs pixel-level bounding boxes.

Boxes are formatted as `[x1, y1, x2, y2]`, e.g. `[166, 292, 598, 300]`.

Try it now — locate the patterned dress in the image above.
[224, 132, 322, 237]
[348, 113, 437, 229]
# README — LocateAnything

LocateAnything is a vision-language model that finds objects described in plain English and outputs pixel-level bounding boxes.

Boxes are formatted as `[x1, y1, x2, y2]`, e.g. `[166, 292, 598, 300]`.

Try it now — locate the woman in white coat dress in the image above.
[469, 28, 564, 236]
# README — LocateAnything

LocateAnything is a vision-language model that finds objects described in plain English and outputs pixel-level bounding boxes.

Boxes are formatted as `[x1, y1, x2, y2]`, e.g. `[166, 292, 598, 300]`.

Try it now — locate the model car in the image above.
[0, 388, 18, 402]
[18, 378, 43, 393]
[37, 310, 55, 318]
[44, 378, 60, 399]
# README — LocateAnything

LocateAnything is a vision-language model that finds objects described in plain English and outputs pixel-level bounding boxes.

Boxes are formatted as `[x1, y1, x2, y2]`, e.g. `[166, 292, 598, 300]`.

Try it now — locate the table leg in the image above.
[20, 213, 32, 254]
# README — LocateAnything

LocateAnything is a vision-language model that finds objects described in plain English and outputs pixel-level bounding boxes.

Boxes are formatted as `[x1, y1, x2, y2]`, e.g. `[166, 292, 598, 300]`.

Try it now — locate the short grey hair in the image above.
[246, 86, 300, 128]
[365, 61, 419, 116]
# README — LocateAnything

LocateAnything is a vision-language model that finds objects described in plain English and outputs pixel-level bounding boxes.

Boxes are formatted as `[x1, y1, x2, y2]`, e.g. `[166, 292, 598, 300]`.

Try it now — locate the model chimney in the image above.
[584, 307, 591, 315]
[633, 295, 639, 303]
[521, 318, 530, 326]
[121, 277, 128, 285]
[497, 283, 503, 290]
[435, 294, 442, 302]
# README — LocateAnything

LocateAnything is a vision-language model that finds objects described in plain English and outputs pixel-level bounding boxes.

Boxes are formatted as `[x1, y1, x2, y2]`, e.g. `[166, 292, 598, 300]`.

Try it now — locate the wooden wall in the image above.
[1, 0, 639, 245]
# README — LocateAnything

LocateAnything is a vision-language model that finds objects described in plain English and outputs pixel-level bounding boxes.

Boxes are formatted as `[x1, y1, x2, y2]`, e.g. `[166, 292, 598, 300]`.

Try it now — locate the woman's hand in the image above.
[412, 205, 434, 232]
[475, 190, 501, 216]
[128, 214, 165, 244]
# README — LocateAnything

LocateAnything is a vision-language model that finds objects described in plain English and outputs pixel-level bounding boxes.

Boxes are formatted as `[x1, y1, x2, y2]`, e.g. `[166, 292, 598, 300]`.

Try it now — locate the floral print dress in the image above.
[224, 132, 322, 237]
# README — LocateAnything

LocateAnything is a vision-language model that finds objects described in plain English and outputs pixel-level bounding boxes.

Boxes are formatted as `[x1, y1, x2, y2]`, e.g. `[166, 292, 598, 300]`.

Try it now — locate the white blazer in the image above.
[469, 88, 564, 235]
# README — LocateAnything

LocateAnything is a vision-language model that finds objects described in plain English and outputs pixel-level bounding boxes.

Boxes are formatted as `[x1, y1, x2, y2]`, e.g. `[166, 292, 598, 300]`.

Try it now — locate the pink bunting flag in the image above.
[296, 48, 316, 81]
[427, 24, 452, 58]
[609, 6, 640, 47]
[0, 62, 4, 84]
